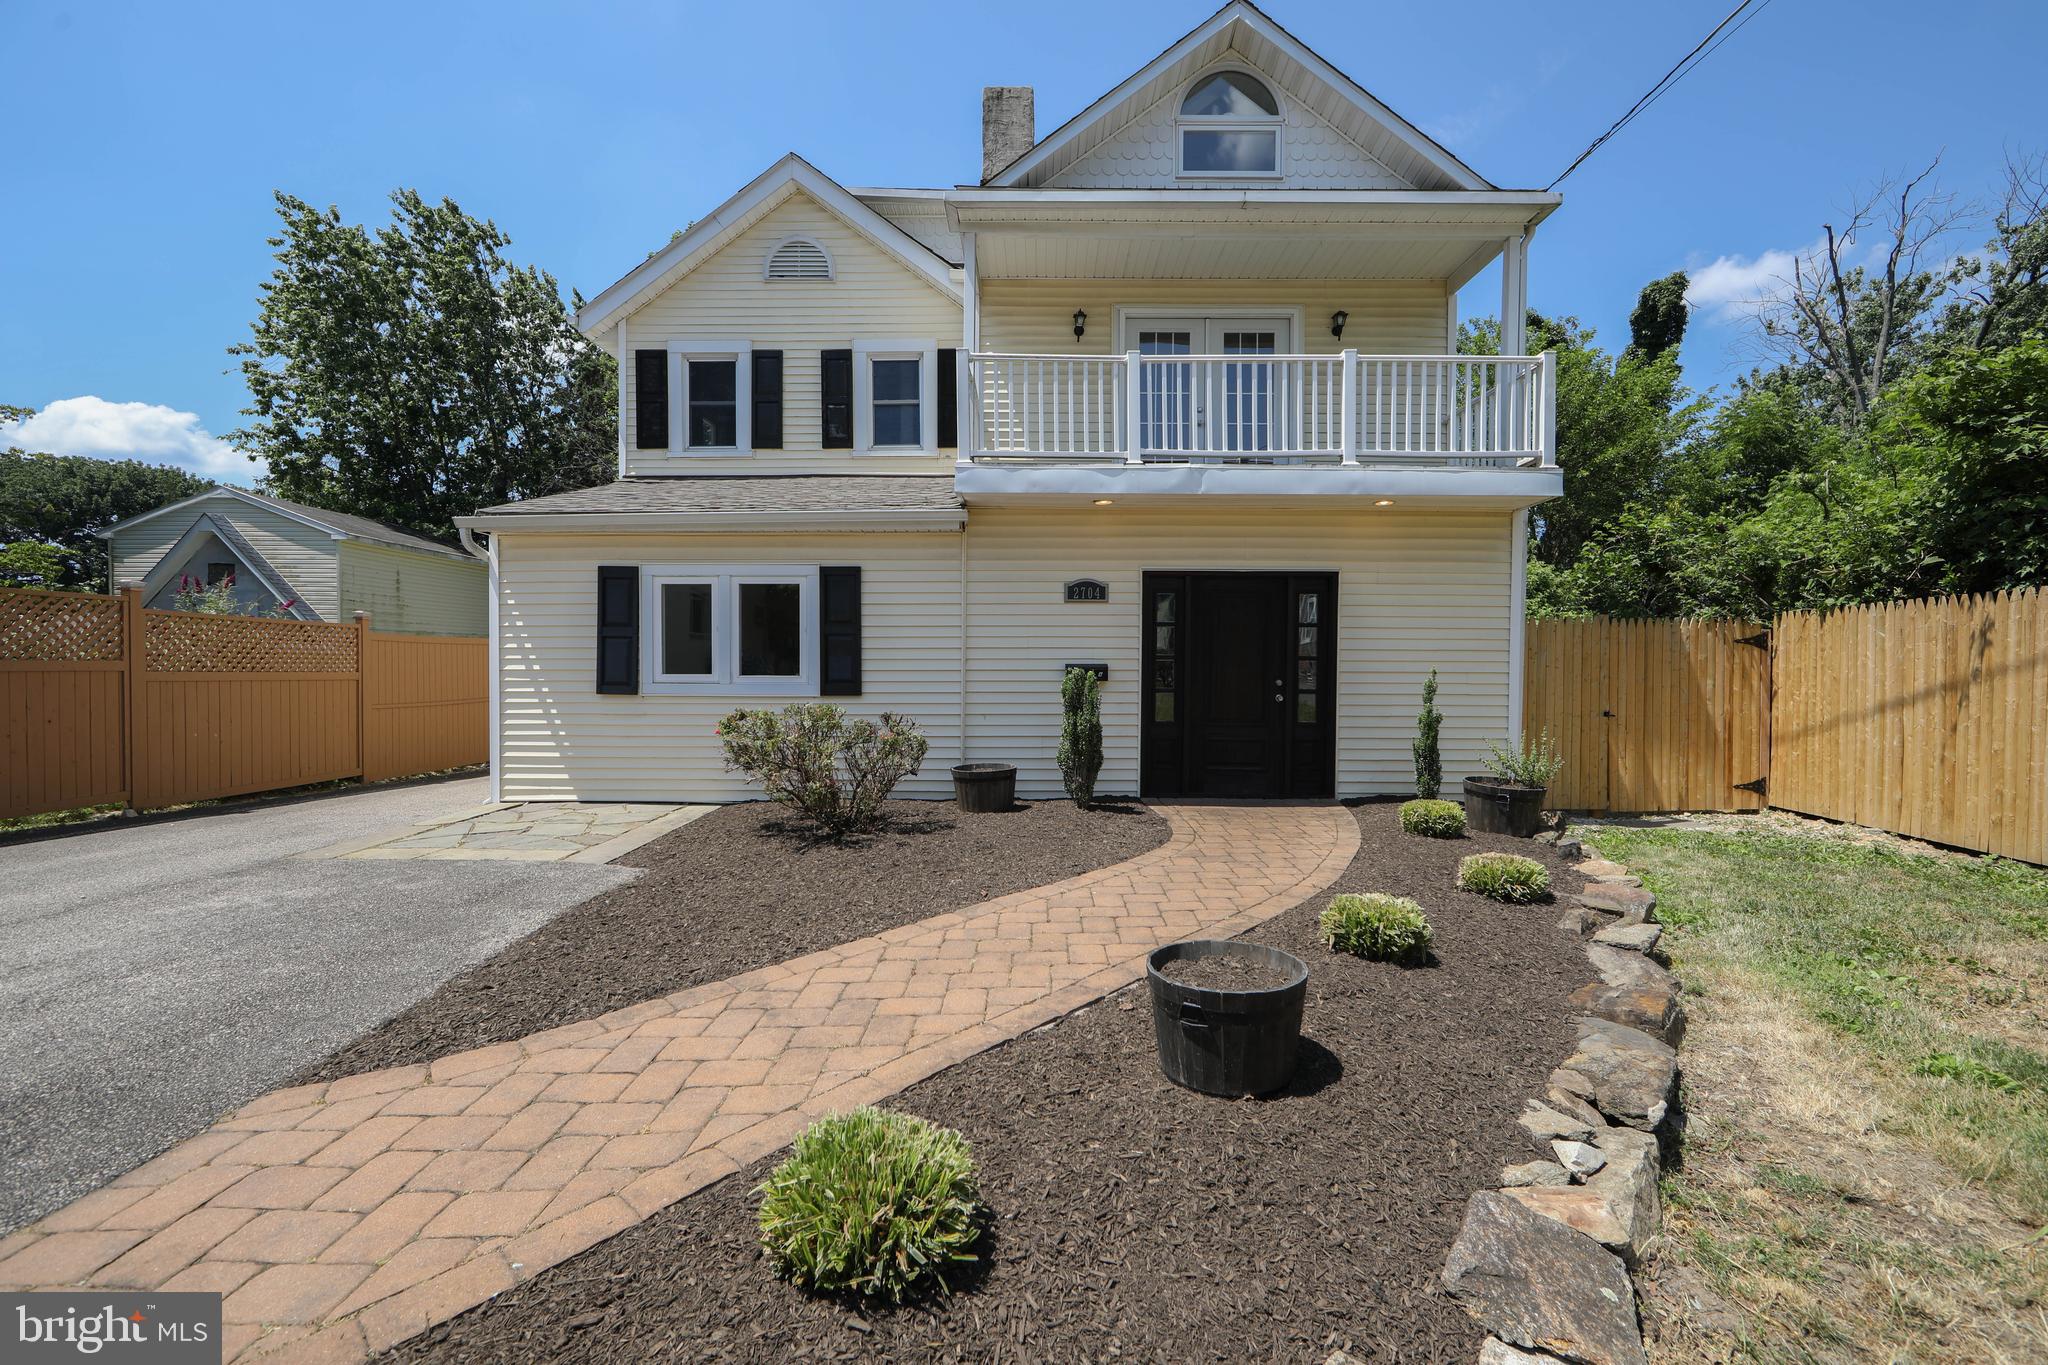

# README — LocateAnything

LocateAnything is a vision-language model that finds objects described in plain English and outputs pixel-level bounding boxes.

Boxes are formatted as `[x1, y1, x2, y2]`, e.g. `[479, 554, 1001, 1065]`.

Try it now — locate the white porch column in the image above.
[959, 233, 978, 464]
[1508, 508, 1529, 748]
[1499, 233, 1526, 357]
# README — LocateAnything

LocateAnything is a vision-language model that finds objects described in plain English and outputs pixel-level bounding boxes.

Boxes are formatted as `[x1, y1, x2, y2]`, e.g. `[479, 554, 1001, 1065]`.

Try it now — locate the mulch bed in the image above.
[386, 800, 1593, 1364]
[294, 799, 1168, 1087]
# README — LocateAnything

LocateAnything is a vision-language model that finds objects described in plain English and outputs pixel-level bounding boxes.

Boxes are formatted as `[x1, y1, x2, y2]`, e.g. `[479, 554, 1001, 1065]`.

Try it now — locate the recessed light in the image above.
[1374, 498, 1395, 507]
[1092, 498, 1114, 506]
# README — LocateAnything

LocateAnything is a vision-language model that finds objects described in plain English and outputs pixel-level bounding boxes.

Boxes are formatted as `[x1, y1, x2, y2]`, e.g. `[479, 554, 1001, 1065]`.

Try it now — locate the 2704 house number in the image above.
[1064, 579, 1108, 602]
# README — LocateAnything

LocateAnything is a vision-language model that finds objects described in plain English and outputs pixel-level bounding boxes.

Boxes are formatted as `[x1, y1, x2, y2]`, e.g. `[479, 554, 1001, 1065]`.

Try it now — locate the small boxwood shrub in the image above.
[1320, 892, 1433, 962]
[1399, 798, 1466, 838]
[756, 1107, 985, 1303]
[1457, 851, 1552, 903]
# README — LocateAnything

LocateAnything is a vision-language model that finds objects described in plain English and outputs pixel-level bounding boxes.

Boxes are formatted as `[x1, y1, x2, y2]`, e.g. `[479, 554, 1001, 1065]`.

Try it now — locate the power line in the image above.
[1547, 0, 1776, 191]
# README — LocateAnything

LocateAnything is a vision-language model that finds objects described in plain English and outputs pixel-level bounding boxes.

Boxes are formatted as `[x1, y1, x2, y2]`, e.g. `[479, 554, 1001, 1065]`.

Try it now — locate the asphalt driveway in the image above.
[0, 776, 635, 1232]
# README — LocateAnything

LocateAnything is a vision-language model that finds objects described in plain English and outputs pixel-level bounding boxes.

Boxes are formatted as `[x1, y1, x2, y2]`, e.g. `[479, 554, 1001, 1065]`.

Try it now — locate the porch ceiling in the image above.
[971, 231, 1500, 282]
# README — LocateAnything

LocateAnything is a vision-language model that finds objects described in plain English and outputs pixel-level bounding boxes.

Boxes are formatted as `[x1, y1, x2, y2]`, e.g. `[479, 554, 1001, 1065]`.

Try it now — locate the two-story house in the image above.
[455, 1, 1561, 805]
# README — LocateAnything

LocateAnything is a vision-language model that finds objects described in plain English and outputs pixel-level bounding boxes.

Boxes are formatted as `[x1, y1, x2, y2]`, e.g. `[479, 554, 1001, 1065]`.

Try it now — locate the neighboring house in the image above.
[102, 487, 487, 635]
[457, 0, 1562, 803]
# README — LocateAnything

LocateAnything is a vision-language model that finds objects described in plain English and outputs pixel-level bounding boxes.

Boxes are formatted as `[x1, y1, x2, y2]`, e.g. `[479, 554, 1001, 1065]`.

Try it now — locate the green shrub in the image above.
[1458, 851, 1551, 902]
[756, 1107, 986, 1303]
[1481, 729, 1565, 789]
[718, 703, 928, 834]
[1400, 798, 1466, 838]
[1412, 669, 1443, 799]
[1056, 666, 1104, 807]
[1320, 892, 1433, 962]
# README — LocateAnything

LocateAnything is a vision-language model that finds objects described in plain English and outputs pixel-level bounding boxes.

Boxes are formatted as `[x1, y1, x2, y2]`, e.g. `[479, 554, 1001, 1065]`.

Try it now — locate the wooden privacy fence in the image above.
[0, 585, 486, 821]
[1524, 617, 1772, 814]
[1771, 589, 2047, 864]
[1524, 588, 2048, 864]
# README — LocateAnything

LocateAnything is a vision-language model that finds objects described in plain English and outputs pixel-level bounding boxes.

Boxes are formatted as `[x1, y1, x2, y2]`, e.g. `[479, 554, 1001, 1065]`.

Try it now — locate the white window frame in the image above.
[762, 235, 835, 281]
[641, 565, 817, 695]
[852, 339, 938, 453]
[667, 339, 752, 454]
[1174, 70, 1285, 180]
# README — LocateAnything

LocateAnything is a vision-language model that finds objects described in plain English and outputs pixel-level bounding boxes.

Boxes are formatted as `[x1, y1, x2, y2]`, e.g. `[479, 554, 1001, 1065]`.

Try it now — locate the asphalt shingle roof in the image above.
[472, 476, 962, 517]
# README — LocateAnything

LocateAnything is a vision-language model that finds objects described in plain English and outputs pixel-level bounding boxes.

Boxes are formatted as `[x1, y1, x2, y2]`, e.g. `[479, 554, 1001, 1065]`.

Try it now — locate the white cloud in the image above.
[0, 396, 262, 482]
[1684, 246, 1809, 322]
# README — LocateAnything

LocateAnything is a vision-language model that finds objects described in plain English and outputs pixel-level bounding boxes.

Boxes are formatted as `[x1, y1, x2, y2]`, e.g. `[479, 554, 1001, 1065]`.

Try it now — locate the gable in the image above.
[990, 1, 1489, 192]
[1045, 54, 1412, 190]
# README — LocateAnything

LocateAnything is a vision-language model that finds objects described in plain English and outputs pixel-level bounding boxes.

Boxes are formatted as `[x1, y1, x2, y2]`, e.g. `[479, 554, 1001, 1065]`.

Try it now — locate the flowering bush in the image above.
[170, 572, 299, 618]
[718, 703, 928, 834]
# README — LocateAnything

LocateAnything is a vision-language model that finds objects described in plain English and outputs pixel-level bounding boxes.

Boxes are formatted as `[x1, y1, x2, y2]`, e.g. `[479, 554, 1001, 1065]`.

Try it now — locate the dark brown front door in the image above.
[1142, 572, 1335, 799]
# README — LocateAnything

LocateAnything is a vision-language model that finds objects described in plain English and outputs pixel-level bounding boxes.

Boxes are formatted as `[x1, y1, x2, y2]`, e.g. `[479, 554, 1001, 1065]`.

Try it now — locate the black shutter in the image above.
[596, 565, 639, 694]
[634, 351, 668, 449]
[751, 351, 783, 449]
[936, 348, 958, 451]
[820, 566, 862, 696]
[820, 349, 853, 449]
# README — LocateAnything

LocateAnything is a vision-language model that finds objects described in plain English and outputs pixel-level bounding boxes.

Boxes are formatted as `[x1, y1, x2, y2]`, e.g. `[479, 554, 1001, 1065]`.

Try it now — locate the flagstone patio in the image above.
[302, 803, 713, 864]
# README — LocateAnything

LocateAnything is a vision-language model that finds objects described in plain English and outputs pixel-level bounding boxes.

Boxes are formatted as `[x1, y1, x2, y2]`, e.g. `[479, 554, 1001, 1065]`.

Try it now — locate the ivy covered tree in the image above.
[232, 190, 616, 540]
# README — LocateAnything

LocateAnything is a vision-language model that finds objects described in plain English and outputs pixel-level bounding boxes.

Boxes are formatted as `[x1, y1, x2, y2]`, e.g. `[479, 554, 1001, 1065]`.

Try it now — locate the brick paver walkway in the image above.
[0, 802, 1357, 1363]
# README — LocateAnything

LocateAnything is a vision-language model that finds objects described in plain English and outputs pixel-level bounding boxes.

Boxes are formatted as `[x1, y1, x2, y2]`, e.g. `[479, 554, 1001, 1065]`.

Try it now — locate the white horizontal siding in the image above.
[963, 507, 1513, 799]
[339, 541, 487, 635]
[978, 279, 1451, 357]
[496, 531, 966, 802]
[494, 507, 1512, 805]
[621, 192, 962, 479]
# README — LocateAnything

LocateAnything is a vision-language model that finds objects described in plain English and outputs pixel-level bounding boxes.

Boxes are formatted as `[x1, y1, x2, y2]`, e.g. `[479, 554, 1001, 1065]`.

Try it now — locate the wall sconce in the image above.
[1073, 309, 1088, 340]
[1330, 309, 1349, 339]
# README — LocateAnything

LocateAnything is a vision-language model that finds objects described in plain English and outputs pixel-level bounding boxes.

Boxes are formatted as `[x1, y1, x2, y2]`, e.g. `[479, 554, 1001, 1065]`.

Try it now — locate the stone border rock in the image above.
[1441, 828, 1682, 1365]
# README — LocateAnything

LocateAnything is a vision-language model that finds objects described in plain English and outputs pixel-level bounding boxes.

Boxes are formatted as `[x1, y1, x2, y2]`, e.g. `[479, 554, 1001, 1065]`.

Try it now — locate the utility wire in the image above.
[1547, 0, 1776, 191]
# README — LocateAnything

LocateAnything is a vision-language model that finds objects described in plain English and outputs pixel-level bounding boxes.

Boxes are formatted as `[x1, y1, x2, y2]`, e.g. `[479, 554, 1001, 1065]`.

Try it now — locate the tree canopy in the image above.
[232, 190, 616, 540]
[0, 421, 213, 589]
[1512, 153, 2048, 620]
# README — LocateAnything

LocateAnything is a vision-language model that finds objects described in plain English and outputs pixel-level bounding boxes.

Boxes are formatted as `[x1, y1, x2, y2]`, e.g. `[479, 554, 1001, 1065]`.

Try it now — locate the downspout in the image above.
[958, 525, 970, 766]
[1507, 510, 1529, 748]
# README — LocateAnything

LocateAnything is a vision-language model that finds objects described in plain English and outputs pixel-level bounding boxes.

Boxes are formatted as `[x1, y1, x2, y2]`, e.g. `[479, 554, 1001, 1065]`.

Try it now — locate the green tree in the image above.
[1898, 337, 2048, 594]
[0, 540, 70, 588]
[232, 190, 616, 540]
[1411, 669, 1442, 799]
[0, 428, 213, 588]
[1056, 666, 1105, 807]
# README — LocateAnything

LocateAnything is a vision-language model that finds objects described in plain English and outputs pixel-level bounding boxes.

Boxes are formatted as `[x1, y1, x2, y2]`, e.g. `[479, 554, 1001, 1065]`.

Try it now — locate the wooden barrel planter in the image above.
[951, 762, 1017, 813]
[1146, 940, 1308, 1097]
[1462, 776, 1547, 838]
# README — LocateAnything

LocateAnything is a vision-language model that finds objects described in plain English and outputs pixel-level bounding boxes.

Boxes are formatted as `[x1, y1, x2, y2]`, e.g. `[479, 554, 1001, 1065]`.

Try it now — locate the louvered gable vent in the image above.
[764, 237, 833, 281]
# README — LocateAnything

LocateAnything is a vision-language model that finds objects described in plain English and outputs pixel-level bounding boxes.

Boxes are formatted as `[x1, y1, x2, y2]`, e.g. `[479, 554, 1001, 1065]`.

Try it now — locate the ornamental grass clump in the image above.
[1319, 892, 1433, 963]
[718, 703, 928, 835]
[756, 1107, 986, 1304]
[1399, 798, 1466, 838]
[1457, 851, 1552, 903]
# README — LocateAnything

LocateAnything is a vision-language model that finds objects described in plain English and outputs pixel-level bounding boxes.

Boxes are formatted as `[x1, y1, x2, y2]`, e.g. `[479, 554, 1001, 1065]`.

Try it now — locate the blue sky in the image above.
[2, 0, 2040, 478]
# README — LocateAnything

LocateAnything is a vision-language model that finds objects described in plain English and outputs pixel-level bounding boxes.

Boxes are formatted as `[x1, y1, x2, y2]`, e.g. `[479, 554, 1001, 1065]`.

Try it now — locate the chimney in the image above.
[981, 86, 1035, 182]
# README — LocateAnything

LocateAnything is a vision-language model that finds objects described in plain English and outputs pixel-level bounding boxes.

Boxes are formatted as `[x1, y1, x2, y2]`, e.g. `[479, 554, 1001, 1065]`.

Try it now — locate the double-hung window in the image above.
[851, 341, 938, 452]
[644, 566, 816, 693]
[667, 341, 752, 452]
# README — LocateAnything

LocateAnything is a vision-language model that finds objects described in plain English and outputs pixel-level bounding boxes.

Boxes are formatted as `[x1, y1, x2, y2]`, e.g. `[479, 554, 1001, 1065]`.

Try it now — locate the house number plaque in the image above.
[1064, 579, 1108, 603]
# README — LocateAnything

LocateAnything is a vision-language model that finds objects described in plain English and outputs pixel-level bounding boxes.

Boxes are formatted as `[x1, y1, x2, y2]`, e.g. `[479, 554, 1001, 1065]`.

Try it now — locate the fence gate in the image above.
[1525, 617, 1771, 814]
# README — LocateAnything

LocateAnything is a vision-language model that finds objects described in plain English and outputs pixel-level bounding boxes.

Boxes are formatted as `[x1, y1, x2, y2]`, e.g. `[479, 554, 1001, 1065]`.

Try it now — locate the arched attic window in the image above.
[763, 236, 834, 281]
[1177, 71, 1282, 177]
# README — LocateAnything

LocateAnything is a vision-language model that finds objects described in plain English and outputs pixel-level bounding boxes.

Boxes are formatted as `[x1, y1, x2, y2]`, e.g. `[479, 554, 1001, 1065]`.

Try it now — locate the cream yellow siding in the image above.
[109, 500, 341, 619]
[495, 531, 967, 801]
[620, 191, 963, 478]
[978, 279, 1452, 357]
[963, 507, 1512, 798]
[338, 541, 487, 635]
[492, 506, 1513, 804]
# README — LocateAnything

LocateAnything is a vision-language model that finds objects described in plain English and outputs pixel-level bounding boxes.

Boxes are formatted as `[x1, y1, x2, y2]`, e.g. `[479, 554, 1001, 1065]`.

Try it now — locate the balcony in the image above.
[962, 351, 1554, 476]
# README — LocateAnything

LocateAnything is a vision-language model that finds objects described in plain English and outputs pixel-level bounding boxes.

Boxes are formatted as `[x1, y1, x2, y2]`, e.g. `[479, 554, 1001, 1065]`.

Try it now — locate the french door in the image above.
[1123, 315, 1293, 458]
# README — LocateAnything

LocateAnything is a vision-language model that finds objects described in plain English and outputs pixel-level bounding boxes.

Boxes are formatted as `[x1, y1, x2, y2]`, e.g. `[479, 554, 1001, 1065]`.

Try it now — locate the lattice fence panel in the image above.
[145, 610, 358, 673]
[0, 588, 125, 662]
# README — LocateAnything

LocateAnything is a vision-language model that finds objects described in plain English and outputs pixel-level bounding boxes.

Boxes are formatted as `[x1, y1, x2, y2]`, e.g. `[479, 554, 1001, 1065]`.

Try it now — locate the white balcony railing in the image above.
[965, 351, 1555, 468]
